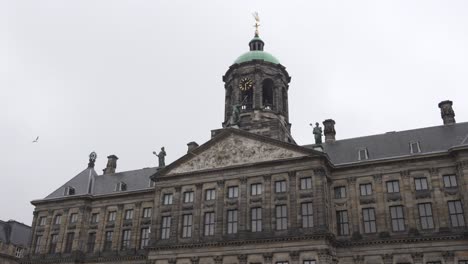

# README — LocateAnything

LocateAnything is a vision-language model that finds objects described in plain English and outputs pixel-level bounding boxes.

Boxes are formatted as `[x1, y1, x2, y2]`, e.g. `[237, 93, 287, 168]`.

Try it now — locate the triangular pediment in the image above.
[164, 129, 316, 176]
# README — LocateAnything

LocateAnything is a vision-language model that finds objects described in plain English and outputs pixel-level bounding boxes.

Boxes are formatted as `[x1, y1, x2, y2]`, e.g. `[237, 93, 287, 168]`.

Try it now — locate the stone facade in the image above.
[22, 31, 468, 264]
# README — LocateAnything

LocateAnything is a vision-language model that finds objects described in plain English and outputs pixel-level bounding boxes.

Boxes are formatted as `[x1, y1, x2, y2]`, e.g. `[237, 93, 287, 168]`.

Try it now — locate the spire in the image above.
[249, 12, 264, 51]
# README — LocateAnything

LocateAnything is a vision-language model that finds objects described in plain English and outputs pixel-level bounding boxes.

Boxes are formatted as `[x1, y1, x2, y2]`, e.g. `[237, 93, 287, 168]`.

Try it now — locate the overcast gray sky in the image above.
[1, 0, 468, 225]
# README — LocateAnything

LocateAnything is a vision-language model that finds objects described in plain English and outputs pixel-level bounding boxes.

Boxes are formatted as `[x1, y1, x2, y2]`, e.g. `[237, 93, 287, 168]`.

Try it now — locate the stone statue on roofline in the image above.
[153, 147, 166, 167]
[311, 122, 323, 144]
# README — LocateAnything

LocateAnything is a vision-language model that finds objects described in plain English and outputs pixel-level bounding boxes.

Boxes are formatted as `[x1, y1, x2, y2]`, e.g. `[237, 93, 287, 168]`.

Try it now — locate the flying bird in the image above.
[32, 136, 39, 143]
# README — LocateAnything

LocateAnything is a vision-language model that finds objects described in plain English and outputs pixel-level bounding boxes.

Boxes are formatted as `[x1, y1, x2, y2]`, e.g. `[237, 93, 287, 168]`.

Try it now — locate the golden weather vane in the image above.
[253, 12, 260, 36]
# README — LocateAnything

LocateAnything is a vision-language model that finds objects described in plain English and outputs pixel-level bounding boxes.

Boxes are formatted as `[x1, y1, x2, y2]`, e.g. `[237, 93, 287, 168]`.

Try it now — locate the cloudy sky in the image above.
[1, 1, 467, 225]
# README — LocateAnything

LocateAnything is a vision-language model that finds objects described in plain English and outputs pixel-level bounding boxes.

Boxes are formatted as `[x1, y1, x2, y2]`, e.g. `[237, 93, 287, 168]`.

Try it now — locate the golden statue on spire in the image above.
[253, 12, 260, 37]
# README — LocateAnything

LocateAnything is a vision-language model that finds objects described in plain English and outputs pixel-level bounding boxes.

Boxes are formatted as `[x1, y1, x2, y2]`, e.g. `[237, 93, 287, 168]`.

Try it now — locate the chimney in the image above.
[323, 119, 336, 142]
[438, 100, 456, 125]
[187, 141, 199, 153]
[103, 155, 118, 174]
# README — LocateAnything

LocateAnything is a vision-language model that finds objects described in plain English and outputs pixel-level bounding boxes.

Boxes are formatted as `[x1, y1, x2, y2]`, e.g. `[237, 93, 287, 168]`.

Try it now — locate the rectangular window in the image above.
[301, 202, 314, 228]
[161, 216, 171, 239]
[121, 230, 131, 250]
[205, 189, 216, 201]
[458, 261, 468, 264]
[204, 212, 215, 236]
[39, 216, 47, 226]
[275, 180, 287, 193]
[443, 175, 458, 188]
[334, 186, 346, 199]
[184, 191, 194, 203]
[251, 207, 262, 232]
[15, 247, 24, 258]
[34, 235, 42, 254]
[410, 141, 421, 154]
[228, 186, 239, 198]
[277, 261, 289, 264]
[227, 210, 238, 234]
[163, 193, 173, 205]
[87, 233, 96, 253]
[275, 205, 288, 230]
[448, 200, 465, 227]
[49, 234, 58, 254]
[53, 215, 61, 225]
[108, 211, 116, 222]
[358, 148, 369, 160]
[103, 231, 113, 251]
[390, 206, 405, 231]
[64, 232, 74, 253]
[362, 208, 376, 233]
[69, 213, 78, 224]
[124, 209, 134, 220]
[304, 261, 316, 264]
[90, 213, 99, 223]
[414, 177, 428, 191]
[142, 208, 152, 218]
[386, 180, 400, 193]
[300, 177, 312, 190]
[140, 228, 150, 249]
[360, 183, 372, 196]
[336, 210, 349, 236]
[182, 214, 193, 238]
[251, 183, 262, 196]
[418, 203, 434, 229]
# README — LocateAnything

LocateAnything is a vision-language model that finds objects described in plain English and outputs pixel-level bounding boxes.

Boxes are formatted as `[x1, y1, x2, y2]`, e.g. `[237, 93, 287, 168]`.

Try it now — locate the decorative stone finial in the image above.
[103, 155, 118, 174]
[438, 100, 456, 125]
[253, 12, 260, 37]
[153, 147, 167, 167]
[88, 152, 97, 168]
[323, 119, 336, 142]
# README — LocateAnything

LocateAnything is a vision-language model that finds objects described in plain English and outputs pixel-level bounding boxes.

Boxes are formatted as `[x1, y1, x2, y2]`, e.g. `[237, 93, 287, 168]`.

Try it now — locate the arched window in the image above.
[241, 88, 253, 110]
[262, 79, 274, 110]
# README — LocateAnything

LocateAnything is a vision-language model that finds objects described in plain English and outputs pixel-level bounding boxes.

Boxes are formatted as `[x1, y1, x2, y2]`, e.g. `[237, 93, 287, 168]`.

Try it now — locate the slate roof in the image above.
[0, 220, 31, 247]
[303, 122, 468, 166]
[44, 167, 158, 200]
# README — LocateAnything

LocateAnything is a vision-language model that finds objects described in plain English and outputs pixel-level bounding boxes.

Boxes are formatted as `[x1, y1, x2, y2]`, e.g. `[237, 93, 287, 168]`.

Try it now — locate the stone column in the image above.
[429, 168, 446, 229]
[263, 175, 272, 232]
[172, 186, 182, 241]
[151, 186, 163, 246]
[456, 161, 468, 225]
[313, 169, 327, 229]
[216, 180, 225, 238]
[193, 183, 203, 239]
[133, 202, 142, 249]
[96, 206, 107, 251]
[347, 177, 357, 236]
[114, 204, 124, 251]
[373, 174, 386, 231]
[288, 172, 298, 230]
[239, 177, 248, 234]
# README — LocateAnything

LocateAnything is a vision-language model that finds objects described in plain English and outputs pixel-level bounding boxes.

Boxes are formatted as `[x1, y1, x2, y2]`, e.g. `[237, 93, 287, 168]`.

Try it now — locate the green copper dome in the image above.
[234, 50, 280, 65]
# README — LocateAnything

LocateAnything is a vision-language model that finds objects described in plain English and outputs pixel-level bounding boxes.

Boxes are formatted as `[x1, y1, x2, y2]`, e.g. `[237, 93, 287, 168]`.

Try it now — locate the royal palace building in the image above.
[22, 26, 468, 264]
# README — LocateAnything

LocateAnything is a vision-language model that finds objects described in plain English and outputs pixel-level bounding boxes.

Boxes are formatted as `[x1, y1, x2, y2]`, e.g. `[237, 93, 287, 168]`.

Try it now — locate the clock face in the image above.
[239, 78, 254, 91]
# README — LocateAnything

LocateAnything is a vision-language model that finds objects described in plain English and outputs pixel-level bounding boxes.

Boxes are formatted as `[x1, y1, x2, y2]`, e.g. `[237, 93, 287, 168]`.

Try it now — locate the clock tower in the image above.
[222, 26, 294, 143]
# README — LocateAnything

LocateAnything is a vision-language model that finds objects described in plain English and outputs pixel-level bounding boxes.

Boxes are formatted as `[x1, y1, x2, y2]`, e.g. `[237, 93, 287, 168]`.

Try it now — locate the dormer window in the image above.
[115, 182, 127, 192]
[410, 141, 421, 154]
[64, 186, 75, 196]
[358, 148, 369, 161]
[148, 179, 156, 188]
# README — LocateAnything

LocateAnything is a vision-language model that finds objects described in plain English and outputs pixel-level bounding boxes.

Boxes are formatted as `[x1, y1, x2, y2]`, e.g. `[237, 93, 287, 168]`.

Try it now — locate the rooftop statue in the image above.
[311, 122, 323, 144]
[153, 147, 166, 167]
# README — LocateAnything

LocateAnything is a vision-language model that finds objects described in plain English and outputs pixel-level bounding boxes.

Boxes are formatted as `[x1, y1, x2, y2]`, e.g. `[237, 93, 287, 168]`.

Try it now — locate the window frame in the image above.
[107, 211, 116, 222]
[63, 232, 74, 253]
[443, 175, 458, 188]
[301, 202, 314, 228]
[227, 209, 238, 234]
[53, 215, 61, 225]
[121, 229, 132, 250]
[336, 210, 349, 236]
[275, 205, 288, 230]
[418, 203, 434, 229]
[359, 183, 373, 196]
[163, 193, 173, 205]
[251, 207, 262, 232]
[90, 213, 99, 224]
[39, 216, 47, 226]
[124, 209, 134, 220]
[87, 233, 96, 253]
[300, 177, 312, 190]
[409, 141, 421, 154]
[205, 189, 216, 201]
[386, 180, 400, 193]
[161, 216, 172, 239]
[448, 200, 465, 227]
[34, 235, 42, 254]
[414, 177, 428, 191]
[182, 214, 193, 238]
[142, 207, 152, 218]
[184, 191, 194, 203]
[204, 212, 215, 236]
[358, 148, 369, 160]
[250, 183, 262, 196]
[275, 180, 287, 193]
[103, 231, 113, 251]
[49, 234, 58, 254]
[362, 207, 377, 233]
[227, 186, 239, 198]
[140, 228, 150, 249]
[334, 186, 346, 199]
[390, 205, 406, 232]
